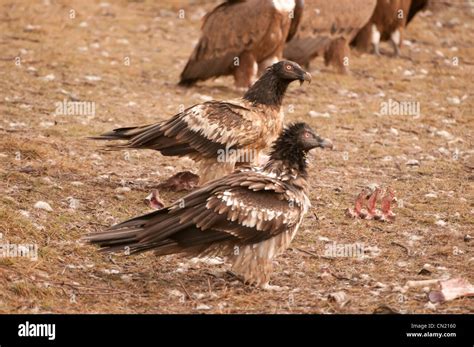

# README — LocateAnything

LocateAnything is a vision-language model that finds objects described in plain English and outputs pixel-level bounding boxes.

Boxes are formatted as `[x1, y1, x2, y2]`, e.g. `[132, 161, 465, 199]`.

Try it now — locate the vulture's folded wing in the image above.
[286, 0, 305, 42]
[179, 0, 275, 84]
[284, 0, 376, 65]
[85, 171, 305, 256]
[94, 100, 262, 159]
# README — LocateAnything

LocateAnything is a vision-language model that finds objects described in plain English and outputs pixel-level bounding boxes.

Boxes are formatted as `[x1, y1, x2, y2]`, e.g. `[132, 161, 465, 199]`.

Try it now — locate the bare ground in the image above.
[0, 0, 473, 313]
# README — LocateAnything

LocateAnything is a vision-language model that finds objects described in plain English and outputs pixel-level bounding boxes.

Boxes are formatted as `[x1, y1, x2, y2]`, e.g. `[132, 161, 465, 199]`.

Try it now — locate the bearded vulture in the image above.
[283, 0, 377, 73]
[92, 61, 311, 184]
[351, 0, 429, 56]
[179, 0, 304, 88]
[85, 123, 333, 289]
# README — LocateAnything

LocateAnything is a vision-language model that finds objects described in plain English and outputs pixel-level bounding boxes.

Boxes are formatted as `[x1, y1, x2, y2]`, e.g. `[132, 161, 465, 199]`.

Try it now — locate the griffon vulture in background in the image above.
[284, 0, 377, 74]
[351, 0, 429, 56]
[92, 61, 311, 184]
[85, 123, 333, 289]
[179, 0, 304, 88]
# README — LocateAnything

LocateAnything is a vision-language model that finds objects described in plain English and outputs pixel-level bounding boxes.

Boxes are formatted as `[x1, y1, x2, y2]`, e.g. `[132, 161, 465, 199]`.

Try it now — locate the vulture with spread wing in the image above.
[92, 61, 311, 184]
[85, 123, 333, 288]
[179, 0, 304, 88]
[284, 0, 377, 73]
[351, 0, 429, 56]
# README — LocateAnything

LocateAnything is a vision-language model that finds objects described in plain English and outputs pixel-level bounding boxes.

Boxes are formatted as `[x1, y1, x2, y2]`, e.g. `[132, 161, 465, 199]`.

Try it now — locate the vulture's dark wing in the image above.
[407, 0, 429, 25]
[284, 0, 376, 65]
[179, 0, 275, 85]
[93, 100, 261, 159]
[85, 170, 305, 256]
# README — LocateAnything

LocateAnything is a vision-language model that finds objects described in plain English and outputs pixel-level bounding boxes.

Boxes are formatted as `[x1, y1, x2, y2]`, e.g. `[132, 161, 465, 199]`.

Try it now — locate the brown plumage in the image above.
[85, 123, 333, 288]
[351, 0, 429, 56]
[179, 0, 304, 88]
[91, 61, 311, 184]
[284, 0, 377, 73]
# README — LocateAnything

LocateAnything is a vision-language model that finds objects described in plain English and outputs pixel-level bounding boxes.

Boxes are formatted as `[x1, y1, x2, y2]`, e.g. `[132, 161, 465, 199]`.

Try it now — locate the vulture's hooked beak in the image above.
[299, 72, 312, 85]
[318, 138, 333, 150]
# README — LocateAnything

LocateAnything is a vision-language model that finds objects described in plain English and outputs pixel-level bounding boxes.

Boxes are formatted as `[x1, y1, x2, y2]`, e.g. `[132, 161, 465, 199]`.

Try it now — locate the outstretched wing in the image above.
[93, 99, 262, 159]
[179, 0, 276, 85]
[284, 0, 376, 65]
[85, 171, 306, 256]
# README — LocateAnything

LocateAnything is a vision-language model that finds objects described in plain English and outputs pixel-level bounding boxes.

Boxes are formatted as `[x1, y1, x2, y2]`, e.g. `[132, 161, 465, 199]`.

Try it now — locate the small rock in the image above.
[446, 96, 461, 105]
[327, 291, 349, 307]
[435, 219, 447, 227]
[308, 110, 331, 118]
[115, 187, 131, 193]
[40, 74, 55, 81]
[66, 197, 80, 209]
[436, 130, 454, 140]
[195, 304, 212, 310]
[406, 159, 420, 166]
[34, 201, 53, 212]
[19, 210, 30, 218]
[85, 75, 101, 82]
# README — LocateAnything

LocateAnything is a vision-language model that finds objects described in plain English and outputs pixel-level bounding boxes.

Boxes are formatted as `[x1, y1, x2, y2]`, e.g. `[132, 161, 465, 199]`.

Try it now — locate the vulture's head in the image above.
[286, 122, 333, 151]
[269, 122, 332, 172]
[244, 60, 311, 106]
[270, 60, 311, 85]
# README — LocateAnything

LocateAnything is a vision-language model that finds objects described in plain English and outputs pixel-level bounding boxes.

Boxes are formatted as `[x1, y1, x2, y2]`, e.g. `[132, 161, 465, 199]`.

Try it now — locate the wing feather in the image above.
[95, 100, 262, 160]
[179, 0, 278, 85]
[86, 171, 306, 256]
[284, 0, 376, 65]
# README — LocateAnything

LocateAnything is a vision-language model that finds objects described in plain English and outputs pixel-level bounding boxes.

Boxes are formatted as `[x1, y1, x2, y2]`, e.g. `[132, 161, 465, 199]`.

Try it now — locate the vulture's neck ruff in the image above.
[243, 69, 292, 107]
[266, 125, 309, 176]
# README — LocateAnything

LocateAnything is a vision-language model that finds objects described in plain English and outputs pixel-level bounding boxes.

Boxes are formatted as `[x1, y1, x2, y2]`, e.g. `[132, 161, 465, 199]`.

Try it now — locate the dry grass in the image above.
[0, 0, 472, 313]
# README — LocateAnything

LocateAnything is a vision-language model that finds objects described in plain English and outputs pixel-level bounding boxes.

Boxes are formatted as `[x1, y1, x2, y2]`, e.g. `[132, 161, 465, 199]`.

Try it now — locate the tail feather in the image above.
[85, 204, 232, 256]
[89, 126, 147, 141]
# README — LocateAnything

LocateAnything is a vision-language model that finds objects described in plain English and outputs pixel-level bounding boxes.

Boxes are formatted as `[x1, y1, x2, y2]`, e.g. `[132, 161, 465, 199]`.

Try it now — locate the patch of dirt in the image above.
[0, 0, 472, 313]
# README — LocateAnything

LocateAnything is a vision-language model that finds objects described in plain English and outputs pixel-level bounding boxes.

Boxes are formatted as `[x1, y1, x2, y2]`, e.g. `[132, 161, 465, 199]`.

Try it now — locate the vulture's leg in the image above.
[390, 29, 402, 57]
[353, 23, 373, 53]
[371, 24, 381, 56]
[234, 51, 258, 89]
[324, 37, 350, 74]
[198, 159, 235, 185]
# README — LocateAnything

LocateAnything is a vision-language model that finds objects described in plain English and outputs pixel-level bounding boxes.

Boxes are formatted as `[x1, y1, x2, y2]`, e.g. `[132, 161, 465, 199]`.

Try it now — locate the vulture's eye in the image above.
[303, 131, 311, 138]
[285, 65, 293, 71]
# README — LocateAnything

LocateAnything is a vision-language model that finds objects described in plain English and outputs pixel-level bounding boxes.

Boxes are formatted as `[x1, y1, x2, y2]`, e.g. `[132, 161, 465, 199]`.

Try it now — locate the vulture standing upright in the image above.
[179, 0, 304, 88]
[284, 0, 377, 73]
[92, 61, 311, 184]
[85, 123, 333, 289]
[351, 0, 429, 56]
